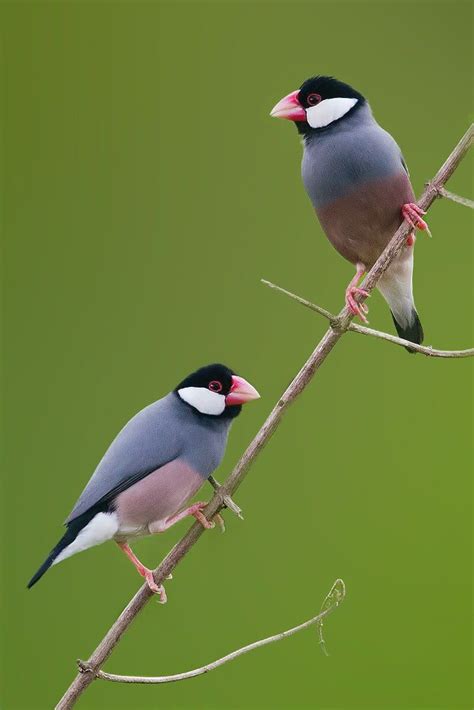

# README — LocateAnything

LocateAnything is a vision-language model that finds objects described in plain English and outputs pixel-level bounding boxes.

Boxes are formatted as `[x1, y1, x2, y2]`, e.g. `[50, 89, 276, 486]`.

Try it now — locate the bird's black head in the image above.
[271, 75, 366, 135]
[175, 363, 260, 419]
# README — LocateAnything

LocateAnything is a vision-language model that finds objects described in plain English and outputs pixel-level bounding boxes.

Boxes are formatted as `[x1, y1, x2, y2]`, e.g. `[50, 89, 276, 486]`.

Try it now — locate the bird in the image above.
[270, 75, 429, 350]
[27, 363, 260, 602]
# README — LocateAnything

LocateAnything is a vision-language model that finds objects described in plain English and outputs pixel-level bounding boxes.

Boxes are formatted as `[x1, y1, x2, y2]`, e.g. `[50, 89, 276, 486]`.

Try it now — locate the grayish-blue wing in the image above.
[65, 394, 183, 523]
[400, 153, 410, 177]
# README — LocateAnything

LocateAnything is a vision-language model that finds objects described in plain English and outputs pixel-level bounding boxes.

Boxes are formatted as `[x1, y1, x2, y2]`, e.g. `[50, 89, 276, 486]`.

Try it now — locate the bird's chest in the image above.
[301, 131, 400, 210]
[301, 131, 414, 267]
[186, 430, 227, 475]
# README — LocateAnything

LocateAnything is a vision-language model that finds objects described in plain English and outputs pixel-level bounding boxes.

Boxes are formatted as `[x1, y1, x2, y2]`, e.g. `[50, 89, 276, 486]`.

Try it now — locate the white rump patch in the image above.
[306, 97, 358, 128]
[53, 512, 119, 565]
[178, 387, 226, 415]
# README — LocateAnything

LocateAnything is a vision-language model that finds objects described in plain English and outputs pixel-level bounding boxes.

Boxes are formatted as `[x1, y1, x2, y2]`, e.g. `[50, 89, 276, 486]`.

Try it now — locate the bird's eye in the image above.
[208, 380, 223, 393]
[307, 93, 322, 106]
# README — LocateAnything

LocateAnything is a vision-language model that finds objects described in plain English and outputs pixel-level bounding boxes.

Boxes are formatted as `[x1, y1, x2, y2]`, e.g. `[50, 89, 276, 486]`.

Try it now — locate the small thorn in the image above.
[223, 494, 244, 520]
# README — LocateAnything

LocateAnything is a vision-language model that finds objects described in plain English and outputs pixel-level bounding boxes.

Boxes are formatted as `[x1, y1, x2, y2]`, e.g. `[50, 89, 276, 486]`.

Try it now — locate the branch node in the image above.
[330, 313, 352, 334]
[329, 316, 344, 333]
[425, 179, 441, 196]
[77, 660, 96, 676]
[208, 475, 244, 519]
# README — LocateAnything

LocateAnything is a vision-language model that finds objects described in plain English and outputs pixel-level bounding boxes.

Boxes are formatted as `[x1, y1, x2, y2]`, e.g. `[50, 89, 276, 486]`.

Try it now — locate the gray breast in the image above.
[179, 412, 232, 476]
[301, 103, 406, 209]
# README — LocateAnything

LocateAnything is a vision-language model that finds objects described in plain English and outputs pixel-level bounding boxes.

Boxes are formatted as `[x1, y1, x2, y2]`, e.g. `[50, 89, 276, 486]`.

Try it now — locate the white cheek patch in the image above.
[178, 387, 226, 416]
[306, 97, 358, 128]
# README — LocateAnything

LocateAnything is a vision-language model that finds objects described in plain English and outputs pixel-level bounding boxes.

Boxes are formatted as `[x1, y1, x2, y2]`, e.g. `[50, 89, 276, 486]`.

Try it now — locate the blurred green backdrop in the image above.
[1, 1, 472, 708]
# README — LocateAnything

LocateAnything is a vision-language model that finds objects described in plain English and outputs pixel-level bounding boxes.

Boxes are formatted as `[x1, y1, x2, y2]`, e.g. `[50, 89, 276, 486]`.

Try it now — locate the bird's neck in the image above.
[302, 101, 374, 144]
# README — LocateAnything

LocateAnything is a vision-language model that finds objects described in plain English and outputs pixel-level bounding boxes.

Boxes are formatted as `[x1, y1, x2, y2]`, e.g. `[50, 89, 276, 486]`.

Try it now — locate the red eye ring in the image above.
[307, 93, 322, 106]
[208, 380, 223, 393]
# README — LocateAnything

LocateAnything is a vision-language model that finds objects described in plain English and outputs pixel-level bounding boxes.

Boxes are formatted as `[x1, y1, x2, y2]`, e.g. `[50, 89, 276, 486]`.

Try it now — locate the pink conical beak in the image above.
[226, 375, 260, 406]
[270, 90, 306, 121]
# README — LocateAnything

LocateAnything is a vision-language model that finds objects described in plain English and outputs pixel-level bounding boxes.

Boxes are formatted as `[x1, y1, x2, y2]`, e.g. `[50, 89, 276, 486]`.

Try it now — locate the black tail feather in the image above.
[27, 507, 101, 589]
[391, 310, 424, 354]
[27, 527, 78, 588]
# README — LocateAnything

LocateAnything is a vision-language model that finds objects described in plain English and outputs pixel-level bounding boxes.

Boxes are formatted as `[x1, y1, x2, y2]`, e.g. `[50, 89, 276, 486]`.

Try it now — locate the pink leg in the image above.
[117, 542, 167, 603]
[402, 202, 432, 238]
[345, 262, 370, 323]
[151, 501, 216, 534]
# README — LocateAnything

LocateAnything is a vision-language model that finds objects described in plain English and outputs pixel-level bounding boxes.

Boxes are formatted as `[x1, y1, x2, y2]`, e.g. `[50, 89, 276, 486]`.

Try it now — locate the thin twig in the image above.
[77, 579, 345, 685]
[437, 187, 474, 209]
[261, 279, 335, 322]
[262, 279, 474, 358]
[349, 323, 474, 357]
[55, 124, 473, 710]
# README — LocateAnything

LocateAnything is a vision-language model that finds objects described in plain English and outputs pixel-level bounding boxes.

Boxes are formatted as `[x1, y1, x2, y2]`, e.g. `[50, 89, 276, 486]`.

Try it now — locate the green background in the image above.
[1, 1, 472, 708]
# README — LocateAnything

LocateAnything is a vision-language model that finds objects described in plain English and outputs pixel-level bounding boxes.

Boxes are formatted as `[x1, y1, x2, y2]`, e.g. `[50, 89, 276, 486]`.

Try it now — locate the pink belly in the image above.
[316, 172, 414, 268]
[114, 459, 204, 530]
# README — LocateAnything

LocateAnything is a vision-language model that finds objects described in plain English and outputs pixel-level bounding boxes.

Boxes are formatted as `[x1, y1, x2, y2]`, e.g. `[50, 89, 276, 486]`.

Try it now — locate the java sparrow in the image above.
[271, 76, 429, 349]
[28, 364, 260, 602]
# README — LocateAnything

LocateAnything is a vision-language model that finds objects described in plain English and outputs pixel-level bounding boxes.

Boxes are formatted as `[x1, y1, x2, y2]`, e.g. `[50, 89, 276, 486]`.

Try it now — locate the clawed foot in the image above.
[153, 501, 226, 535]
[143, 569, 167, 603]
[117, 542, 168, 603]
[344, 262, 370, 323]
[345, 285, 370, 323]
[190, 501, 216, 529]
[213, 512, 226, 533]
[402, 203, 432, 238]
[190, 502, 226, 532]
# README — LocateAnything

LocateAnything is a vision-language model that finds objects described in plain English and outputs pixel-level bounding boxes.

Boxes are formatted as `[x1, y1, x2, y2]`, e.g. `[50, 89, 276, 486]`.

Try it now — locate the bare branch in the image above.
[76, 579, 345, 685]
[55, 124, 473, 710]
[437, 187, 474, 209]
[261, 279, 335, 322]
[262, 279, 474, 358]
[348, 323, 474, 357]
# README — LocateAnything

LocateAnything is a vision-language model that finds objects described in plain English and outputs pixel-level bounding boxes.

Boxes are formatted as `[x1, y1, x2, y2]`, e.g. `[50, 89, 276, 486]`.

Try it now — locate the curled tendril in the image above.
[316, 578, 346, 656]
